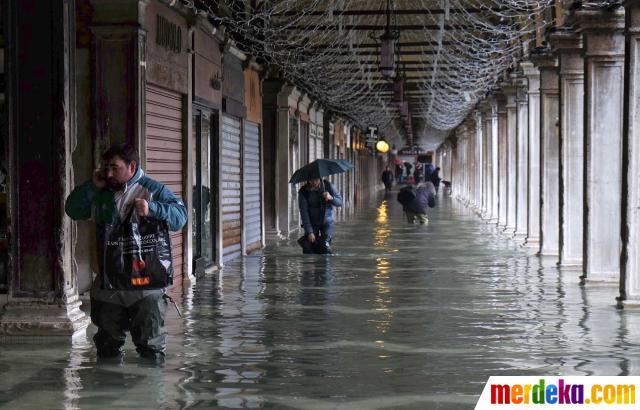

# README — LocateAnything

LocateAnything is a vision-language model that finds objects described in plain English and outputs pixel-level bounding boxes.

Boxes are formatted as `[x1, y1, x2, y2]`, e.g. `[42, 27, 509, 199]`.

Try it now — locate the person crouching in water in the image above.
[397, 181, 436, 224]
[298, 178, 342, 254]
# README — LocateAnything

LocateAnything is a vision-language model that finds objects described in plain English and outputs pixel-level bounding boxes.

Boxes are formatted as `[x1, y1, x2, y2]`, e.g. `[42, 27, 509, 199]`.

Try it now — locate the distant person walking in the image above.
[430, 166, 442, 194]
[395, 163, 403, 183]
[404, 162, 413, 181]
[413, 163, 422, 183]
[381, 166, 394, 193]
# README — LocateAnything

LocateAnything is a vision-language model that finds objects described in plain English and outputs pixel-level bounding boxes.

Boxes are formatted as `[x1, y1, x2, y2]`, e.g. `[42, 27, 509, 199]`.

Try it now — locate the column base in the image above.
[502, 226, 515, 236]
[539, 247, 559, 257]
[523, 237, 540, 249]
[584, 272, 619, 283]
[558, 264, 583, 273]
[0, 294, 90, 341]
[622, 298, 640, 308]
[486, 218, 498, 224]
[481, 212, 493, 221]
[559, 259, 583, 270]
[512, 231, 528, 242]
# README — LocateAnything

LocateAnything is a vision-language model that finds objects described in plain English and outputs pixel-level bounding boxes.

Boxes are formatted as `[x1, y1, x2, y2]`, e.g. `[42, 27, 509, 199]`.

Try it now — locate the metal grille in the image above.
[145, 84, 184, 279]
[221, 114, 242, 262]
[243, 121, 262, 253]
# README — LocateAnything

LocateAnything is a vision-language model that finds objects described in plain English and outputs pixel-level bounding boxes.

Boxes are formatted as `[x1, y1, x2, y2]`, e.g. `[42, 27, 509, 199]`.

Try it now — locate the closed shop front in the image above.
[243, 121, 262, 253]
[144, 3, 188, 280]
[221, 114, 242, 261]
[243, 67, 263, 253]
[192, 20, 222, 272]
[145, 84, 185, 279]
[221, 45, 246, 262]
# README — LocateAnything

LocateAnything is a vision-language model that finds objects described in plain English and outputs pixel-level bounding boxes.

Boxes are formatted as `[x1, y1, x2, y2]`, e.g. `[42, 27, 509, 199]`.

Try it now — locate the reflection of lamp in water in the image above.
[376, 140, 390, 153]
[376, 200, 388, 225]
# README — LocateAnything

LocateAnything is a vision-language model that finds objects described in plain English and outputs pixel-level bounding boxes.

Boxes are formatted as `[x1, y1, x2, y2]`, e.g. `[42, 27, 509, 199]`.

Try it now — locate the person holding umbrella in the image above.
[298, 178, 342, 254]
[290, 159, 350, 254]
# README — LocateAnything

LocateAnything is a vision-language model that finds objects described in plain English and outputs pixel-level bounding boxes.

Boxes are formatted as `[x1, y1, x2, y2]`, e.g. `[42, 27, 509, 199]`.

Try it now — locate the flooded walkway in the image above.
[2, 192, 640, 409]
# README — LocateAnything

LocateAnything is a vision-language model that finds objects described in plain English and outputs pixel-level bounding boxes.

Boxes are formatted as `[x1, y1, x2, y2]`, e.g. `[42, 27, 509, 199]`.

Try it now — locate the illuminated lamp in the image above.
[376, 140, 390, 153]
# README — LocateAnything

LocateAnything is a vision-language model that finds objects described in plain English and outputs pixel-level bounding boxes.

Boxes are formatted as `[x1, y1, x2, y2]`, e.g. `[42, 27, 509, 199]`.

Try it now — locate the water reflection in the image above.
[4, 195, 640, 409]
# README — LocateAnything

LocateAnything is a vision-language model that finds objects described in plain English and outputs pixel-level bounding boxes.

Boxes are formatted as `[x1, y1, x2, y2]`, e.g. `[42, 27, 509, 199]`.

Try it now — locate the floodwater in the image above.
[2, 192, 640, 409]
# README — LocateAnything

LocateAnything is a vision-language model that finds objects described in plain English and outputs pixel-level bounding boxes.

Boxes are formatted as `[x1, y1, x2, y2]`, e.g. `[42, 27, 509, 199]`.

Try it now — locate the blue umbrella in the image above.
[289, 158, 354, 184]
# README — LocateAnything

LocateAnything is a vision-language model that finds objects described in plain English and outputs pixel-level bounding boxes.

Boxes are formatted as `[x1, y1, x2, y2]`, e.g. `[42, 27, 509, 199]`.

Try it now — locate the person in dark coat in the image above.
[381, 166, 394, 192]
[298, 178, 342, 254]
[430, 166, 442, 194]
[397, 182, 436, 224]
[395, 163, 403, 183]
[404, 162, 413, 180]
[424, 162, 436, 178]
[413, 163, 422, 183]
[65, 143, 187, 360]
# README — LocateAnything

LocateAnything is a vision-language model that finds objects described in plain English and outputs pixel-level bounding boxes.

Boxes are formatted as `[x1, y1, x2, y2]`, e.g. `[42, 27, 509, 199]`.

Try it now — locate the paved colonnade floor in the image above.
[1, 190, 640, 409]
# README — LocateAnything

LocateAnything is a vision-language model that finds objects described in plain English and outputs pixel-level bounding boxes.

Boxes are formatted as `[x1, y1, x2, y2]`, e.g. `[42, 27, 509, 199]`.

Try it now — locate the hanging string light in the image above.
[176, 0, 555, 141]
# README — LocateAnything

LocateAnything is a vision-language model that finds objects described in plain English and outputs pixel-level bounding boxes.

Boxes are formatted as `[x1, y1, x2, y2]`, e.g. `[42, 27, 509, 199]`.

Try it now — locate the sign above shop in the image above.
[156, 15, 182, 53]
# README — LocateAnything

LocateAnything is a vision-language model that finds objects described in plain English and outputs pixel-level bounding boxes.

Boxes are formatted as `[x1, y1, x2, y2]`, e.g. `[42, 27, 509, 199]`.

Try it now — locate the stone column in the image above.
[475, 110, 485, 215]
[624, 1, 640, 304]
[550, 29, 585, 268]
[460, 132, 468, 201]
[497, 96, 509, 228]
[514, 75, 529, 241]
[532, 50, 560, 257]
[576, 5, 625, 281]
[504, 85, 518, 236]
[0, 0, 90, 338]
[465, 125, 473, 204]
[522, 62, 541, 248]
[276, 85, 296, 236]
[483, 106, 493, 220]
[490, 99, 500, 223]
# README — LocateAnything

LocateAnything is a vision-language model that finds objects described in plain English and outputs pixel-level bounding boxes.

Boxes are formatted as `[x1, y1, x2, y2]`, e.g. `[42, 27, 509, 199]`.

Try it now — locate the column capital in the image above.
[550, 28, 585, 77]
[530, 47, 559, 70]
[520, 61, 540, 93]
[573, 5, 625, 59]
[549, 28, 583, 54]
[573, 5, 625, 34]
[520, 61, 538, 76]
[626, 1, 640, 35]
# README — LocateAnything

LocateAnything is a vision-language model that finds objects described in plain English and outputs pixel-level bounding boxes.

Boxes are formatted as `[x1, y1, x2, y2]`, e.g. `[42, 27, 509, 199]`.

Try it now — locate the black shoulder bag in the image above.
[102, 205, 174, 290]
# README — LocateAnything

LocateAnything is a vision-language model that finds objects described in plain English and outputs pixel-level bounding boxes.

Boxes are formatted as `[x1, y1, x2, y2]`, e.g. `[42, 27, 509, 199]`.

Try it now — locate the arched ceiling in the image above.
[184, 0, 553, 148]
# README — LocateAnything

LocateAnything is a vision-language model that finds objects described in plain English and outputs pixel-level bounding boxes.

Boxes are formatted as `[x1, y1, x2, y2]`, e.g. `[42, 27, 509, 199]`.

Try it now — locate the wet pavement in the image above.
[2, 191, 640, 409]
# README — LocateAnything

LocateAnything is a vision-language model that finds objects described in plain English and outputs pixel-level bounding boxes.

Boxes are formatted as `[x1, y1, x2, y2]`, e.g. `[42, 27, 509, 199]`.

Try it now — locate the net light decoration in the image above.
[179, 0, 557, 140]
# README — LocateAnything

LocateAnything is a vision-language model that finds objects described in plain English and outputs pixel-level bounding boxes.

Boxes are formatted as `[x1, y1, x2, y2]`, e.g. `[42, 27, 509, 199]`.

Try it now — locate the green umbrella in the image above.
[289, 158, 354, 184]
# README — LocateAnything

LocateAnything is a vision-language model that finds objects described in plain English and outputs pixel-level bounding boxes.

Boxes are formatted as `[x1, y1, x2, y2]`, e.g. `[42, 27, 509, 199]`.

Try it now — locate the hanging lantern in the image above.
[379, 0, 398, 79]
[379, 31, 397, 78]
[393, 76, 404, 102]
[399, 101, 409, 117]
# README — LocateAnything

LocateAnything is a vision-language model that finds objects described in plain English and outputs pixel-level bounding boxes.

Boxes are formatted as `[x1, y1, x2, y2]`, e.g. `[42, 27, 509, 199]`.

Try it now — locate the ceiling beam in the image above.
[272, 8, 506, 17]
[303, 49, 438, 56]
[304, 41, 455, 49]
[334, 67, 449, 73]
[278, 24, 458, 31]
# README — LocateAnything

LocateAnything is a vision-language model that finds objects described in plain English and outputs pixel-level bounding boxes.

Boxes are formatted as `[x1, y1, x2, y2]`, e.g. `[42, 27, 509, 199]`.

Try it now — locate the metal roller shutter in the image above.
[145, 84, 185, 280]
[243, 121, 262, 253]
[222, 114, 242, 262]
